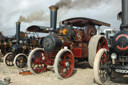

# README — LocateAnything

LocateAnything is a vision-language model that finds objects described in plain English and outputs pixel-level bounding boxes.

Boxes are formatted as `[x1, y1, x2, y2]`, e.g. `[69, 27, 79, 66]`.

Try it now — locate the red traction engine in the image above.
[27, 6, 110, 79]
[93, 0, 128, 84]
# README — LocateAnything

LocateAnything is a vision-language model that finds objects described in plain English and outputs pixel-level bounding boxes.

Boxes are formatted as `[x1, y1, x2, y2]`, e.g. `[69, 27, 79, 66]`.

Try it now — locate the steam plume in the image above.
[18, 10, 49, 23]
[55, 0, 107, 9]
[18, 0, 108, 23]
[55, 0, 72, 8]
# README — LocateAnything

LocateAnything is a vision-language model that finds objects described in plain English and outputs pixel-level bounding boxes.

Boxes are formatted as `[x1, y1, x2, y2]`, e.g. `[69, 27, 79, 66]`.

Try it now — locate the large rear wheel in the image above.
[88, 35, 108, 68]
[94, 48, 109, 84]
[54, 49, 74, 79]
[27, 48, 47, 74]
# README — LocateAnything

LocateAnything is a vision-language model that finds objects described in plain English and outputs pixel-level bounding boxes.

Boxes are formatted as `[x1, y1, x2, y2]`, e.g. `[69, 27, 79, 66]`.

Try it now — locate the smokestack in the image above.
[16, 22, 21, 45]
[121, 0, 128, 30]
[49, 6, 59, 30]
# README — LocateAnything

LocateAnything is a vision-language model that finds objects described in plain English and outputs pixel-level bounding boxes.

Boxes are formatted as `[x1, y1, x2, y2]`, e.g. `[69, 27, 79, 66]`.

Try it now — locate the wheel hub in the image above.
[20, 60, 23, 63]
[65, 62, 70, 67]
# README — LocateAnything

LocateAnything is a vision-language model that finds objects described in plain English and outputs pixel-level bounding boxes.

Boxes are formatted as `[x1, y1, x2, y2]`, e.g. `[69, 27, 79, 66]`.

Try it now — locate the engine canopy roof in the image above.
[62, 17, 110, 27]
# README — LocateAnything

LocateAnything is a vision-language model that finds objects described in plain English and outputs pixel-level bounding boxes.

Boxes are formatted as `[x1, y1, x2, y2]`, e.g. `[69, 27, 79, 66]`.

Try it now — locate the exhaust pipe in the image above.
[16, 22, 21, 45]
[121, 0, 128, 30]
[49, 6, 59, 30]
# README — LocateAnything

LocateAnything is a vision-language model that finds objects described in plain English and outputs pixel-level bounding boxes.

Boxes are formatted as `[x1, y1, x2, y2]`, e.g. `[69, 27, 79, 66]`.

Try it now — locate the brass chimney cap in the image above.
[16, 22, 21, 24]
[49, 5, 59, 11]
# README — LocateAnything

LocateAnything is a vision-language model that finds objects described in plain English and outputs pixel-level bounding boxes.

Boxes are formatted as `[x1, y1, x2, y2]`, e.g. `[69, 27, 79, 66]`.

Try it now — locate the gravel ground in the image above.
[0, 60, 128, 85]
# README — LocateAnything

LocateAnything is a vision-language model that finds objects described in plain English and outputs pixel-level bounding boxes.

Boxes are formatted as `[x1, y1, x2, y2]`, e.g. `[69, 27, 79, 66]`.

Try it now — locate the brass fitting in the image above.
[16, 22, 21, 24]
[49, 5, 59, 11]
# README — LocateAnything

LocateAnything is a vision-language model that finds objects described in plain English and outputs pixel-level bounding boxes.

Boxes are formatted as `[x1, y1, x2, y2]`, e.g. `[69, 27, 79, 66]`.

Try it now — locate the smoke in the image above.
[18, 10, 49, 23]
[55, 0, 72, 8]
[17, 0, 109, 23]
[55, 0, 107, 9]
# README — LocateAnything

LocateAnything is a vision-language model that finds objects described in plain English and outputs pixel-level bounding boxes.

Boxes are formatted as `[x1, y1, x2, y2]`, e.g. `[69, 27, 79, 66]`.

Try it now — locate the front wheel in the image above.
[54, 49, 74, 79]
[4, 52, 14, 66]
[27, 48, 47, 74]
[13, 53, 27, 68]
[94, 48, 110, 84]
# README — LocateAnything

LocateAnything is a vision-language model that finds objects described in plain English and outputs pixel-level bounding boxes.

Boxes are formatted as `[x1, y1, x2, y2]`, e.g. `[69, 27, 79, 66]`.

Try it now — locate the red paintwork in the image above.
[97, 37, 109, 52]
[115, 34, 128, 50]
[74, 29, 84, 42]
[100, 52, 107, 63]
[96, 37, 108, 62]
[116, 34, 128, 41]
[117, 45, 128, 50]
[31, 50, 47, 73]
[72, 48, 82, 58]
[72, 43, 88, 58]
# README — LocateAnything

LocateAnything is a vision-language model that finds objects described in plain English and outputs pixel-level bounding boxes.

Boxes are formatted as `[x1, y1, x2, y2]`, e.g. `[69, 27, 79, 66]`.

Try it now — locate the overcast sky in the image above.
[0, 0, 121, 36]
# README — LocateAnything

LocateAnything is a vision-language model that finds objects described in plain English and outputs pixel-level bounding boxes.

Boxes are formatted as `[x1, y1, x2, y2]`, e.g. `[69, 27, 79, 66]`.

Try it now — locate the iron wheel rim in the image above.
[16, 55, 27, 68]
[58, 52, 74, 78]
[5, 54, 14, 66]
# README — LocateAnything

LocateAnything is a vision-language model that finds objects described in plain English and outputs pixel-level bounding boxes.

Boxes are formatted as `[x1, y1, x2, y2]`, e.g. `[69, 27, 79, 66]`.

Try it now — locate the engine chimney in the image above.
[16, 22, 21, 45]
[121, 0, 128, 30]
[49, 6, 59, 30]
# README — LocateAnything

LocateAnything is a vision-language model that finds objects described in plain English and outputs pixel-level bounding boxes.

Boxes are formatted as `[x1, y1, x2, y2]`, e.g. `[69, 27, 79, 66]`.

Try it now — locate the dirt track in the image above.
[0, 60, 128, 85]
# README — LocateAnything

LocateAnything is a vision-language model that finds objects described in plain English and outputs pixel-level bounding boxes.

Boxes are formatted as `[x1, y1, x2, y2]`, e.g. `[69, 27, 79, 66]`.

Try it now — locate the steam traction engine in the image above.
[93, 0, 128, 84]
[4, 22, 41, 68]
[27, 6, 110, 79]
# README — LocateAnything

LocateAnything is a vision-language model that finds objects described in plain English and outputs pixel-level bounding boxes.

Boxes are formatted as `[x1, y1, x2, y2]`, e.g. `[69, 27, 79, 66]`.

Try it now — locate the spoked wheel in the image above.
[4, 52, 14, 66]
[27, 48, 47, 74]
[94, 48, 110, 84]
[88, 35, 108, 68]
[14, 53, 27, 68]
[54, 49, 74, 79]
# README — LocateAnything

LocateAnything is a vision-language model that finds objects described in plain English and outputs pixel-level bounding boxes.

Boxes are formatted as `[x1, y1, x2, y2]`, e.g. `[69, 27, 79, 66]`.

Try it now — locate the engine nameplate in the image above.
[115, 69, 128, 73]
